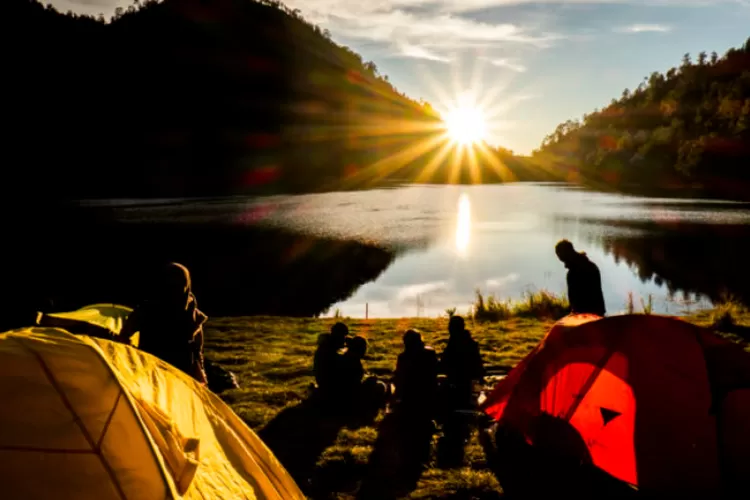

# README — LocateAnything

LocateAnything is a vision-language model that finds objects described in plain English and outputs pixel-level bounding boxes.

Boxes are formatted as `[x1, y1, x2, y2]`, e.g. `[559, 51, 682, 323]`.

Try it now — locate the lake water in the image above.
[95, 183, 750, 318]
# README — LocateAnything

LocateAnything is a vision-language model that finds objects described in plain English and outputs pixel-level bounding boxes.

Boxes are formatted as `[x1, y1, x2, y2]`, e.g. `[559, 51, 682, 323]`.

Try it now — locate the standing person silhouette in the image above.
[555, 239, 606, 317]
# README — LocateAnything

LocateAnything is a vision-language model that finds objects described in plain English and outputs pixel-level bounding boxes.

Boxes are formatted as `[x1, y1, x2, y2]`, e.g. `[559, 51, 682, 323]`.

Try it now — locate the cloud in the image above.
[398, 43, 451, 62]
[396, 280, 450, 301]
[488, 58, 527, 72]
[286, 1, 559, 61]
[485, 273, 520, 288]
[615, 23, 673, 33]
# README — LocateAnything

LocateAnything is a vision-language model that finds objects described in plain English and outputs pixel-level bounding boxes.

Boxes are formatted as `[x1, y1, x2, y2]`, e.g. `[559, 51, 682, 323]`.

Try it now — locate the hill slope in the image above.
[7, 0, 445, 198]
[533, 38, 750, 199]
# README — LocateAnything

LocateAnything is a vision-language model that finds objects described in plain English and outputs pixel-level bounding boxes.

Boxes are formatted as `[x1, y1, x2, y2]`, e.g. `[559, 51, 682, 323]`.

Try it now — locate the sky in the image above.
[50, 0, 750, 154]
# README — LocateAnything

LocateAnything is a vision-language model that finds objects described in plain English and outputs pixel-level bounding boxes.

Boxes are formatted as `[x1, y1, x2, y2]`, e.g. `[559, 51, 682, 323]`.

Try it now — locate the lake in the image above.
[92, 183, 750, 318]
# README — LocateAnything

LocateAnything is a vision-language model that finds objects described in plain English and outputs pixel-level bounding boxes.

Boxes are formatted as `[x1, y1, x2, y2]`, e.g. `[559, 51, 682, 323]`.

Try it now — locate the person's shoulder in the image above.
[586, 257, 601, 273]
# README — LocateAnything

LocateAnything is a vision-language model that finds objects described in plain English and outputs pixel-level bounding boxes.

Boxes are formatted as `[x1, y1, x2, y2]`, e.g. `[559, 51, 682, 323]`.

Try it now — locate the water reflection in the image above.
[319, 185, 750, 317]
[455, 193, 471, 256]
[92, 183, 750, 317]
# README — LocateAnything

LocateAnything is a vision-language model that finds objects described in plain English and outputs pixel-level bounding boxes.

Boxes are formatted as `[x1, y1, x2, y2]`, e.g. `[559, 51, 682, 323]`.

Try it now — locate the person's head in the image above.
[555, 239, 578, 265]
[152, 262, 192, 308]
[347, 335, 367, 359]
[448, 315, 465, 337]
[330, 322, 349, 348]
[403, 329, 423, 351]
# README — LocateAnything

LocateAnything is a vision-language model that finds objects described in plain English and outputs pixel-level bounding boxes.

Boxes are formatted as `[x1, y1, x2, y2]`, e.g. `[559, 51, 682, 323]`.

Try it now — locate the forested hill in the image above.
[533, 38, 750, 200]
[6, 0, 448, 199]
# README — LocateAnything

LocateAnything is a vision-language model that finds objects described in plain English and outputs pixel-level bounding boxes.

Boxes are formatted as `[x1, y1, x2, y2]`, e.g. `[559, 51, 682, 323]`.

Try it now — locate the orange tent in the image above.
[480, 314, 750, 498]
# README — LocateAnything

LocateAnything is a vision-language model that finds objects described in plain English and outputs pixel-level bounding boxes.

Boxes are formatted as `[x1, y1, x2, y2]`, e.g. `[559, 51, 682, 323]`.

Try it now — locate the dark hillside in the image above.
[6, 0, 441, 199]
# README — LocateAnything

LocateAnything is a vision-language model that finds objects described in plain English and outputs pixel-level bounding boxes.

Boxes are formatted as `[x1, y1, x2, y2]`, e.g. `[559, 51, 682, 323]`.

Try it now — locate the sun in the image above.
[444, 105, 487, 145]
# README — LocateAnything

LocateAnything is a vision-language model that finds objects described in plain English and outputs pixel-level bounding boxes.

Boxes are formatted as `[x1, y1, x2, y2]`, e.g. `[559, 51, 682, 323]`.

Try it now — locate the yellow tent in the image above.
[0, 310, 304, 499]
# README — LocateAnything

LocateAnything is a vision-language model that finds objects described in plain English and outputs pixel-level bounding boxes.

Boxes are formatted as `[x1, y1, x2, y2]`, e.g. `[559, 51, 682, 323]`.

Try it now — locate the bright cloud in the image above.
[488, 58, 527, 72]
[616, 23, 673, 33]
[398, 43, 451, 62]
[285, 1, 560, 62]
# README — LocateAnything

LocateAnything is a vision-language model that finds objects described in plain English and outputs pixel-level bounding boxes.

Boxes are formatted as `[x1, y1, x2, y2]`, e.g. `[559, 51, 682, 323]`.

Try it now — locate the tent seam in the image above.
[13, 337, 129, 500]
[0, 446, 95, 454]
[561, 325, 625, 422]
[97, 391, 123, 449]
[81, 337, 179, 500]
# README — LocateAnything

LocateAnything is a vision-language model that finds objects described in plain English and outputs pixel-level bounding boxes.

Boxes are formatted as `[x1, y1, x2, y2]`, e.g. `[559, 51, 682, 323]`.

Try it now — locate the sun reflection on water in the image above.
[456, 193, 471, 255]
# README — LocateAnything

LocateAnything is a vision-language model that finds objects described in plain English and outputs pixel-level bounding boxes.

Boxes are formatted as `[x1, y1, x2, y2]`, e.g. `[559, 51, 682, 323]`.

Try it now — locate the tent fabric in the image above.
[45, 303, 140, 346]
[0, 325, 304, 500]
[481, 314, 750, 497]
[47, 303, 134, 337]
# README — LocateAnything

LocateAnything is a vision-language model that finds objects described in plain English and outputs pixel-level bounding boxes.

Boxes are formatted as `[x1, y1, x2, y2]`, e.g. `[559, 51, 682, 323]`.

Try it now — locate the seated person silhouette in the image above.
[393, 329, 439, 417]
[341, 335, 389, 417]
[118, 262, 209, 385]
[437, 315, 485, 467]
[440, 316, 485, 407]
[312, 322, 349, 403]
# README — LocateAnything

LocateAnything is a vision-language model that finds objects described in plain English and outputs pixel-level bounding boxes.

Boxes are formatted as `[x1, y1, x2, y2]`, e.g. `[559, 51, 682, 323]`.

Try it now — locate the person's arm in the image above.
[567, 271, 578, 314]
[437, 347, 449, 375]
[192, 328, 208, 385]
[393, 355, 404, 389]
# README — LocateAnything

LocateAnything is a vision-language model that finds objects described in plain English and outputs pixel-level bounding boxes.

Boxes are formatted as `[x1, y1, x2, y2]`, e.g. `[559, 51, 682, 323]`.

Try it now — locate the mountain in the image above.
[533, 37, 750, 200]
[6, 0, 445, 199]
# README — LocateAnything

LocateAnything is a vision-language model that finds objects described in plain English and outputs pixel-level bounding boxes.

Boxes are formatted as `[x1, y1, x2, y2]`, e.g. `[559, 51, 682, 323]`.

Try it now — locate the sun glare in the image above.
[455, 193, 471, 255]
[444, 105, 487, 145]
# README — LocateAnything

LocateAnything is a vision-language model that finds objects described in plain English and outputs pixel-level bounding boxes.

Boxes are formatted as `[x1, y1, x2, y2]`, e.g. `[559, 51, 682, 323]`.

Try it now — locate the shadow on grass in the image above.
[259, 397, 381, 495]
[480, 416, 638, 500]
[358, 409, 435, 500]
[259, 400, 346, 492]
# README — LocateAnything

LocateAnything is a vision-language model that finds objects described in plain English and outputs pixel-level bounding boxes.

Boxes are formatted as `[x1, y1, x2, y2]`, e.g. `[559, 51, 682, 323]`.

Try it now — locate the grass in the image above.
[204, 308, 750, 499]
[472, 289, 569, 323]
[204, 316, 550, 499]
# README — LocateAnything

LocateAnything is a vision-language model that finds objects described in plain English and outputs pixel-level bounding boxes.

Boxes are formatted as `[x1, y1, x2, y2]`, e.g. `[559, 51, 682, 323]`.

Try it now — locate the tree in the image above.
[534, 39, 750, 199]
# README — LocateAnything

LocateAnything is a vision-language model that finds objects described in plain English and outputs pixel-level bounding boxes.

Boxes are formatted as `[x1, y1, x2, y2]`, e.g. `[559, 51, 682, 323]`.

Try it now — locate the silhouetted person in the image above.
[393, 329, 439, 414]
[341, 335, 367, 397]
[555, 239, 606, 316]
[342, 335, 389, 417]
[440, 316, 485, 400]
[118, 262, 208, 384]
[437, 315, 485, 467]
[313, 322, 349, 400]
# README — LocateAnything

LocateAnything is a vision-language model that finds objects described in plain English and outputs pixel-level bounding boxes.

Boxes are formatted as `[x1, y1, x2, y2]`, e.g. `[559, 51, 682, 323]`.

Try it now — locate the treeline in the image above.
[533, 38, 750, 199]
[6, 0, 448, 199]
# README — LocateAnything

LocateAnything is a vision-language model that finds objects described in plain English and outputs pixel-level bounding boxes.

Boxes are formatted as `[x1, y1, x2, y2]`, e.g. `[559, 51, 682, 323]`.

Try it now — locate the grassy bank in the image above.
[204, 309, 748, 499]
